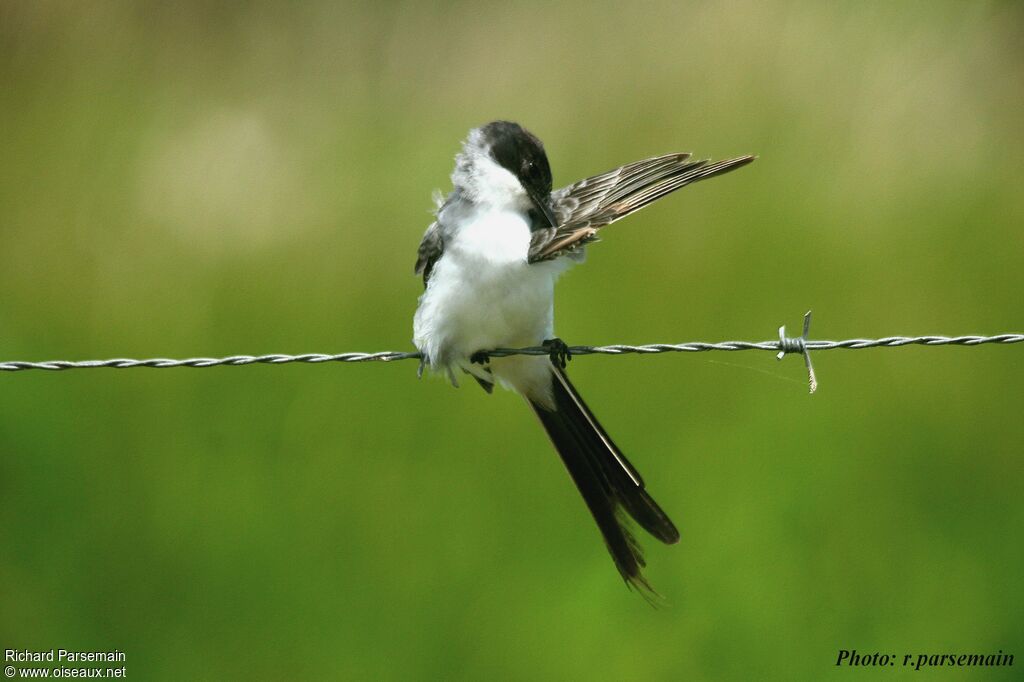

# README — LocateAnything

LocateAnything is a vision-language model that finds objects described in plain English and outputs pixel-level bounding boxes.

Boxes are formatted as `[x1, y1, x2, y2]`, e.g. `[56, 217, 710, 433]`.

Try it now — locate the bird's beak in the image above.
[527, 187, 558, 228]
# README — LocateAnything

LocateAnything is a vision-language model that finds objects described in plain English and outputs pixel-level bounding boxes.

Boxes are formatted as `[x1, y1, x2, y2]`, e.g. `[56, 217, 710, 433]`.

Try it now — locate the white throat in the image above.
[451, 133, 531, 211]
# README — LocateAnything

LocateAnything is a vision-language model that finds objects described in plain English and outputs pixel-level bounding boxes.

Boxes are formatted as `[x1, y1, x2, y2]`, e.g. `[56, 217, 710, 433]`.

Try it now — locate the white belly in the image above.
[413, 207, 573, 400]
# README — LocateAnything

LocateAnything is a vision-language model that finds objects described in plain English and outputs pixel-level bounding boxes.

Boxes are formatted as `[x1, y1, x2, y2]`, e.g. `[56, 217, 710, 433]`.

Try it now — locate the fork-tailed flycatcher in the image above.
[413, 120, 753, 594]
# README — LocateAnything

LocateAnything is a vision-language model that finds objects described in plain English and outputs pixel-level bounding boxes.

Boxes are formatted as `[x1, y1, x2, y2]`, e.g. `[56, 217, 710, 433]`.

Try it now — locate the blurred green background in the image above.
[2, 1, 1022, 679]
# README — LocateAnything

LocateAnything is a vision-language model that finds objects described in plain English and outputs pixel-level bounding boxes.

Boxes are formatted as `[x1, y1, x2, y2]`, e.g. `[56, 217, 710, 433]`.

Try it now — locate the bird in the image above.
[412, 120, 753, 595]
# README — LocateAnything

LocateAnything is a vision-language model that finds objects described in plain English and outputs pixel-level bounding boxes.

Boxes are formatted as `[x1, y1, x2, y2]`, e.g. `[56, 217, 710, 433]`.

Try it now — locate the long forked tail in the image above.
[528, 363, 679, 595]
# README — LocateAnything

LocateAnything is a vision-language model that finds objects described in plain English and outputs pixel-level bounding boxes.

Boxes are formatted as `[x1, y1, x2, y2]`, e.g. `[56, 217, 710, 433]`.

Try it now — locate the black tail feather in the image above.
[529, 363, 679, 594]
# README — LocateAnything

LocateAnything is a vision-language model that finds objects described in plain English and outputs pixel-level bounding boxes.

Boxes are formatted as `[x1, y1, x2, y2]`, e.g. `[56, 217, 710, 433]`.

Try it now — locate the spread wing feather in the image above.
[529, 154, 754, 262]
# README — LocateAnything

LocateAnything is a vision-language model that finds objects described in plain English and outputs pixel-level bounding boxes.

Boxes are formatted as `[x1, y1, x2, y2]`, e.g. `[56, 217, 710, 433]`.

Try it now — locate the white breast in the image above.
[413, 205, 573, 400]
[450, 206, 533, 266]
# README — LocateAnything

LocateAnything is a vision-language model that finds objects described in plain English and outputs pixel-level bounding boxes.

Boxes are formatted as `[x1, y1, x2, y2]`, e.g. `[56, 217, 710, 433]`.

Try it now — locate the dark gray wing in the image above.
[528, 153, 755, 262]
[414, 221, 444, 287]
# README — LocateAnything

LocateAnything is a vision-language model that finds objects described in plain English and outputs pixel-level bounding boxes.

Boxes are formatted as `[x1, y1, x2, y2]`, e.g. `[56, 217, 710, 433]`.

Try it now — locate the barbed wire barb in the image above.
[776, 311, 818, 394]
[2, 313, 1022, 394]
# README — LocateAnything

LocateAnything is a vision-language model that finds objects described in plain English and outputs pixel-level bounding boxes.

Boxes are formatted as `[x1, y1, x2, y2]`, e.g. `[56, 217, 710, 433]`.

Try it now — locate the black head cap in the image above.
[480, 121, 553, 194]
[478, 121, 556, 226]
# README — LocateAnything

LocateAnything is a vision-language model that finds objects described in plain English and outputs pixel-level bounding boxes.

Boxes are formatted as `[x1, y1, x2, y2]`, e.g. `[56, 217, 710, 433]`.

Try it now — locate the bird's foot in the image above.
[470, 350, 491, 366]
[542, 337, 572, 369]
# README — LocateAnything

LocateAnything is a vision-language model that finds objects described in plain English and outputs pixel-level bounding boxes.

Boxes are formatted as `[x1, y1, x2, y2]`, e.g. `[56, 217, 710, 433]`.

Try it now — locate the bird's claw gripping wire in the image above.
[542, 338, 572, 369]
[470, 350, 491, 366]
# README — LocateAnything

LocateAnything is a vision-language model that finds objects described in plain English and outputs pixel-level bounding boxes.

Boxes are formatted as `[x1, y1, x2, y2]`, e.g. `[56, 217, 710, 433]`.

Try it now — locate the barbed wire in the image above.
[1, 312, 1021, 393]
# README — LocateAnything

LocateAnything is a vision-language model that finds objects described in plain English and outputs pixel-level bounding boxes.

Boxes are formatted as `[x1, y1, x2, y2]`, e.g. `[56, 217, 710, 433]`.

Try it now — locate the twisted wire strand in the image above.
[2, 334, 1021, 372]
